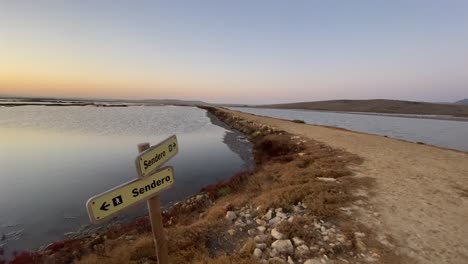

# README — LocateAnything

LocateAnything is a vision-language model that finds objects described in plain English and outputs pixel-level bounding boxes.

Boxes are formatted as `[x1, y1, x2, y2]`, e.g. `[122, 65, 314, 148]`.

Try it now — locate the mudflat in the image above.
[226, 108, 468, 264]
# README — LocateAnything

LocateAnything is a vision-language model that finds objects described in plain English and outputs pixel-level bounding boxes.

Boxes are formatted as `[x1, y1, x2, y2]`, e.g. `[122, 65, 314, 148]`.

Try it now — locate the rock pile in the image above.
[224, 203, 372, 264]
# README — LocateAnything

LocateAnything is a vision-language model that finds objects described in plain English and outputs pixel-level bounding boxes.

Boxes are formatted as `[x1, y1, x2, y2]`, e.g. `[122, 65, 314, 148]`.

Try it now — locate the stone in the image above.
[269, 217, 281, 225]
[356, 238, 367, 252]
[271, 228, 286, 240]
[336, 235, 346, 243]
[234, 219, 246, 227]
[276, 211, 288, 219]
[270, 248, 279, 257]
[258, 226, 266, 233]
[256, 243, 267, 250]
[248, 229, 257, 236]
[354, 232, 366, 238]
[253, 248, 263, 258]
[269, 257, 285, 264]
[288, 216, 295, 223]
[304, 259, 321, 264]
[226, 211, 236, 221]
[271, 239, 294, 254]
[309, 245, 319, 252]
[292, 237, 304, 246]
[295, 245, 310, 258]
[255, 234, 269, 243]
[287, 256, 295, 264]
[275, 208, 283, 213]
[298, 152, 305, 156]
[316, 177, 337, 182]
[256, 219, 268, 226]
[264, 209, 274, 220]
[125, 235, 134, 240]
[227, 229, 236, 236]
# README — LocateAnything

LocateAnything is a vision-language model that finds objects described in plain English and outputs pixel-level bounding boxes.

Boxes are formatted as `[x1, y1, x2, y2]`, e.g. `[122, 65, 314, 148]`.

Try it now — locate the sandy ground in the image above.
[225, 109, 468, 264]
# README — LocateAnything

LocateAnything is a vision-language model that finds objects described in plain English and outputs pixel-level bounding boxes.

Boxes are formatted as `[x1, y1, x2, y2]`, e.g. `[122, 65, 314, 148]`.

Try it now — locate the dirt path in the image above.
[225, 108, 468, 264]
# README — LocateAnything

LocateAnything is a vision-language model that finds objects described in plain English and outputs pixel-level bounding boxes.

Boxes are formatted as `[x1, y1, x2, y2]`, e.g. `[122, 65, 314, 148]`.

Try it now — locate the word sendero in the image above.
[144, 151, 166, 169]
[133, 176, 171, 197]
[136, 135, 178, 178]
[86, 167, 175, 224]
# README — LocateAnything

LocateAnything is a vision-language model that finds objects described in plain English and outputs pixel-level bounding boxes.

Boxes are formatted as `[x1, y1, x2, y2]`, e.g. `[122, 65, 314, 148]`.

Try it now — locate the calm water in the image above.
[0, 106, 252, 257]
[231, 107, 468, 151]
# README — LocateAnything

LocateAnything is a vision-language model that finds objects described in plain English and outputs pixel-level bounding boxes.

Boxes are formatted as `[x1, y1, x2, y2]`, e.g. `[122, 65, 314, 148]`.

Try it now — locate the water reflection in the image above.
[0, 106, 252, 257]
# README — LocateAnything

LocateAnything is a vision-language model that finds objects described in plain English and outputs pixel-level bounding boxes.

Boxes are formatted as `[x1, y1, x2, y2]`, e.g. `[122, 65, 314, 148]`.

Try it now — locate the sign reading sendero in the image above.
[86, 167, 175, 224]
[135, 135, 178, 178]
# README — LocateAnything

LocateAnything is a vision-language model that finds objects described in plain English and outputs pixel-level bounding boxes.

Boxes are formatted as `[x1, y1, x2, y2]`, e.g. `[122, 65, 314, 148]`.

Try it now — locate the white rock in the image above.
[227, 229, 235, 236]
[336, 235, 346, 243]
[276, 212, 288, 219]
[288, 216, 295, 223]
[269, 257, 285, 264]
[295, 244, 310, 258]
[234, 219, 246, 227]
[271, 228, 286, 240]
[269, 217, 281, 225]
[354, 232, 366, 238]
[264, 209, 274, 220]
[248, 229, 257, 236]
[298, 152, 305, 156]
[253, 248, 263, 258]
[271, 239, 294, 254]
[257, 226, 266, 233]
[226, 211, 236, 221]
[275, 208, 283, 213]
[256, 219, 267, 226]
[316, 177, 337, 182]
[292, 237, 304, 246]
[304, 259, 322, 264]
[287, 256, 295, 264]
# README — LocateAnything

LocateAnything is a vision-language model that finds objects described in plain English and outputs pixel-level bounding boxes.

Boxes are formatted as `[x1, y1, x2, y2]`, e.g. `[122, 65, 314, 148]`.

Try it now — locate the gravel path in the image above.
[226, 108, 468, 264]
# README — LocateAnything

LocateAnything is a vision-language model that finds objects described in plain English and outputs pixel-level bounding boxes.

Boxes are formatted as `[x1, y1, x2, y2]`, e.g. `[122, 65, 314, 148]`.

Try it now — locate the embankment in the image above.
[7, 106, 465, 263]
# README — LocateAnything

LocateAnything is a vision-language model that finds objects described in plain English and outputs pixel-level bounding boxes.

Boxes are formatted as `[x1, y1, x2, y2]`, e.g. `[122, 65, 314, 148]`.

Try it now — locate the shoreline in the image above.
[4, 106, 467, 263]
[253, 106, 468, 122]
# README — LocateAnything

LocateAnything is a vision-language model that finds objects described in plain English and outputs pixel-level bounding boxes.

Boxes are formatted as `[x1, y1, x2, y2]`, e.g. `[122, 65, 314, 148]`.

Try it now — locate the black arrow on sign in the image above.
[100, 202, 110, 211]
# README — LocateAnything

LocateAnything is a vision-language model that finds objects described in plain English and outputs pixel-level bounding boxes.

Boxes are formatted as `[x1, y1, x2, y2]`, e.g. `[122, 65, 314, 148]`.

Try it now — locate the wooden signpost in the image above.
[86, 135, 179, 264]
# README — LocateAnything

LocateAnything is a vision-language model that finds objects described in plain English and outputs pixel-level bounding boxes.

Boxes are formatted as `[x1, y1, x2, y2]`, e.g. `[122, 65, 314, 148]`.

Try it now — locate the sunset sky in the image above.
[1, 1, 467, 104]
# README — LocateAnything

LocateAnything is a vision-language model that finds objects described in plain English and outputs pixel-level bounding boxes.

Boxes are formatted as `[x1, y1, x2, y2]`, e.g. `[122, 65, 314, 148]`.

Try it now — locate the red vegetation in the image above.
[201, 171, 250, 200]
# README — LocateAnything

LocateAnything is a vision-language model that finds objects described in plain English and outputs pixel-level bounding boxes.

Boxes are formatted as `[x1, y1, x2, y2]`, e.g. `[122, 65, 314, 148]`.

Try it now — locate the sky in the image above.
[0, 1, 467, 104]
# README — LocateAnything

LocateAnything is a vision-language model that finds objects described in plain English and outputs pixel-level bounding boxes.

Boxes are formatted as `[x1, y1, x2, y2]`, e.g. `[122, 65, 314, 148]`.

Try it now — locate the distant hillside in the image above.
[137, 99, 211, 106]
[261, 99, 468, 117]
[455, 99, 468, 105]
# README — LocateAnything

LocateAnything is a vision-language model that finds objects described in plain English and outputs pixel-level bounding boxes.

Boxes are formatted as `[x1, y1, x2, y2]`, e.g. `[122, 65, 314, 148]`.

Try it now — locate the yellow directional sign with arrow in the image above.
[86, 167, 175, 224]
[135, 135, 178, 178]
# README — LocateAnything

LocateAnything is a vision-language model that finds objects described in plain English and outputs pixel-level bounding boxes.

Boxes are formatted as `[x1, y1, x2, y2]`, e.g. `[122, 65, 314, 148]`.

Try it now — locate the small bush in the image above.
[217, 187, 232, 197]
[292, 119, 305, 124]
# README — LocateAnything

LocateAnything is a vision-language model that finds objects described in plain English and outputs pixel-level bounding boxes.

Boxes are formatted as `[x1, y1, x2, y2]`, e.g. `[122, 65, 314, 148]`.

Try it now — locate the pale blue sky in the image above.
[1, 1, 467, 103]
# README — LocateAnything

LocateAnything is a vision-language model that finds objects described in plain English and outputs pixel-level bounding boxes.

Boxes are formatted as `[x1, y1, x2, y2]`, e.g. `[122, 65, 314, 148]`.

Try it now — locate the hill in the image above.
[455, 99, 468, 105]
[261, 99, 468, 117]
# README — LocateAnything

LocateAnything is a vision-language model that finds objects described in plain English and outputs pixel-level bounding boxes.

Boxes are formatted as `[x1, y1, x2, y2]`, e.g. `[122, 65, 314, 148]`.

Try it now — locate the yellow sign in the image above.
[86, 167, 175, 224]
[135, 135, 178, 178]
